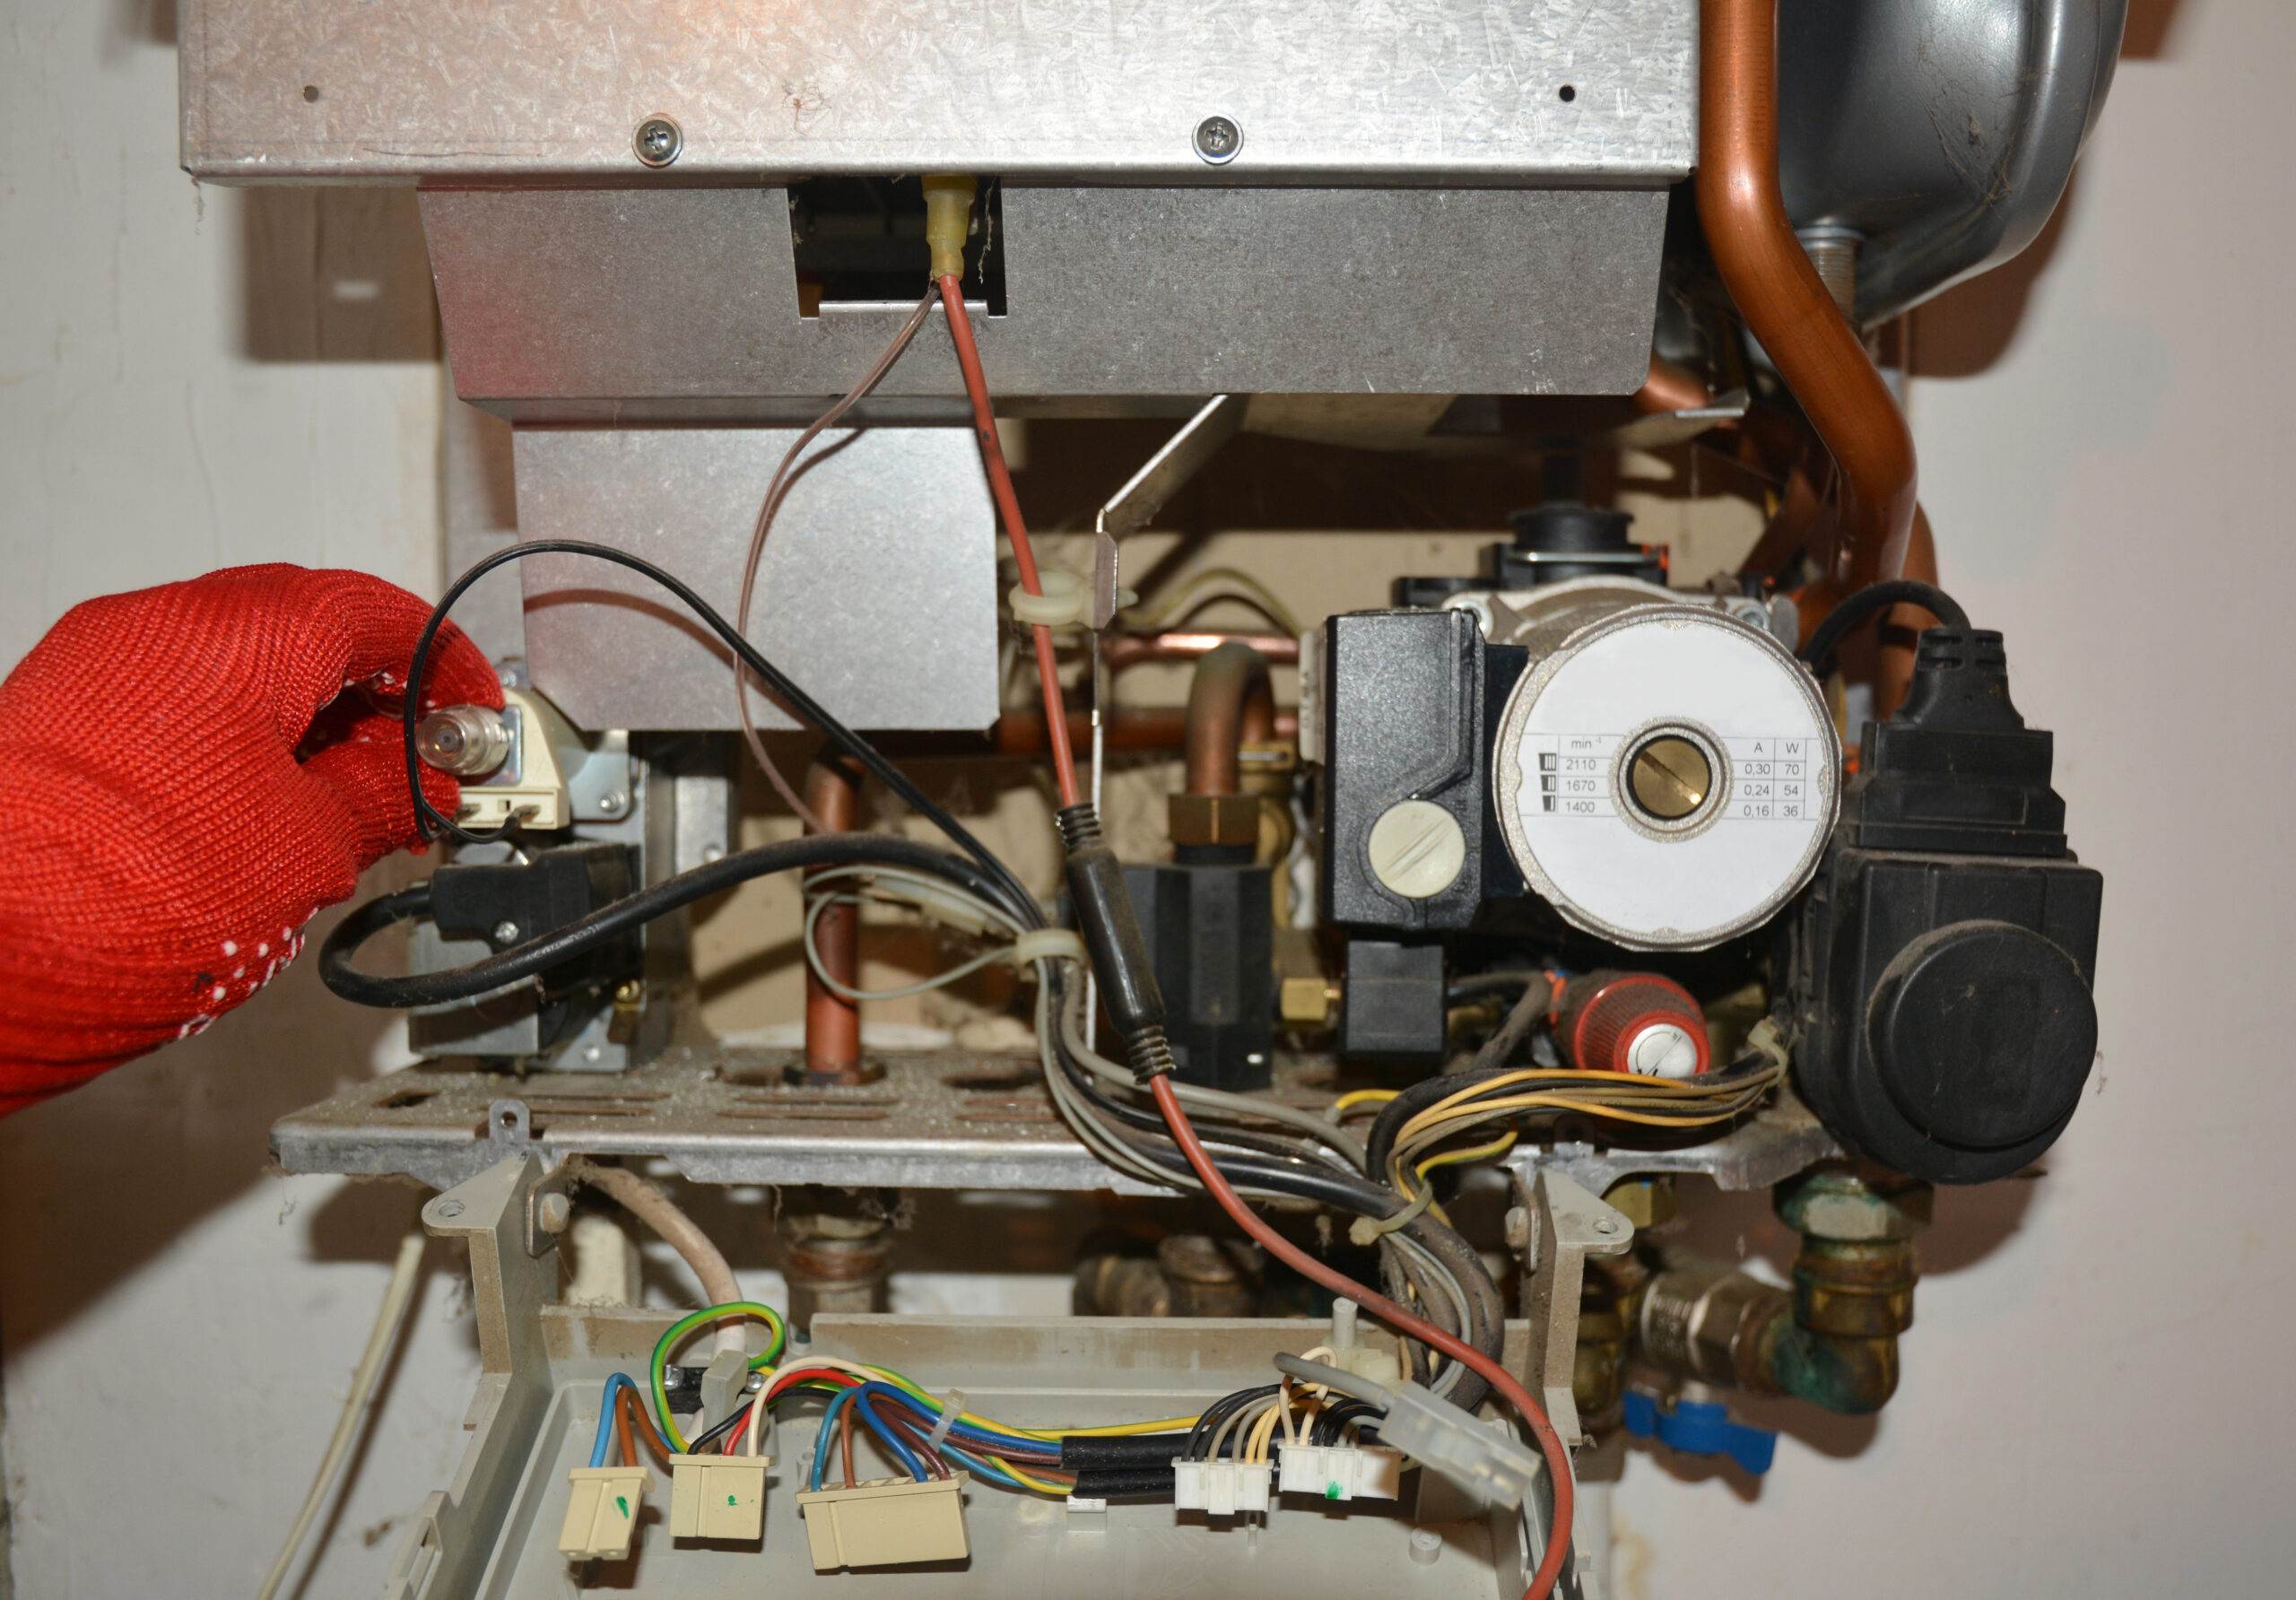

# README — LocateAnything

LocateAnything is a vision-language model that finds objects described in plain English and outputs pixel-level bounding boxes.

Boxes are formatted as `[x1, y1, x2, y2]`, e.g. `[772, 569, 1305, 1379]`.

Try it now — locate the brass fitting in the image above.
[1168, 792, 1262, 848]
[921, 175, 975, 281]
[1602, 1176, 1678, 1230]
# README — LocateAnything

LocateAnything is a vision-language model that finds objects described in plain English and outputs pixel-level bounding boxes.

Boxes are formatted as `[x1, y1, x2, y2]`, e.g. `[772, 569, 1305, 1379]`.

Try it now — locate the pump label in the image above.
[1525, 735, 1812, 821]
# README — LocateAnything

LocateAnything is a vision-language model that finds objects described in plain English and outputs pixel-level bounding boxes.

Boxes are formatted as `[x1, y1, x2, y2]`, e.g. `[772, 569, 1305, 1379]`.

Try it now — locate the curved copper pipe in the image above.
[1699, 0, 1917, 582]
[1103, 630, 1300, 671]
[1183, 643, 1275, 797]
[1633, 354, 1715, 416]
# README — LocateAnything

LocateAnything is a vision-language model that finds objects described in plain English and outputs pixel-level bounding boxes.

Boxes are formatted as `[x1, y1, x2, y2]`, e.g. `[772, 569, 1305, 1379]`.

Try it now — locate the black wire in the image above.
[400, 539, 1039, 926]
[1796, 578, 1970, 673]
[1184, 1385, 1280, 1460]
[686, 1404, 752, 1456]
[321, 833, 1023, 1008]
[1309, 1398, 1386, 1446]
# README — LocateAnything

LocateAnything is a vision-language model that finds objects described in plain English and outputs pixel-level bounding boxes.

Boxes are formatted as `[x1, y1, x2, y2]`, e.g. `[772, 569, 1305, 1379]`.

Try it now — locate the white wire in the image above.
[802, 891, 1015, 1002]
[254, 1229, 427, 1600]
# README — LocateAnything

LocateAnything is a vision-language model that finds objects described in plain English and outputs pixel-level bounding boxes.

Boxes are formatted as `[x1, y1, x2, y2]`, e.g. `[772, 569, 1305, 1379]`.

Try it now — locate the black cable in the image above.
[1058, 1432, 1197, 1472]
[321, 833, 1021, 1008]
[401, 539, 1039, 926]
[1796, 578, 1970, 674]
[1363, 1068, 1526, 1192]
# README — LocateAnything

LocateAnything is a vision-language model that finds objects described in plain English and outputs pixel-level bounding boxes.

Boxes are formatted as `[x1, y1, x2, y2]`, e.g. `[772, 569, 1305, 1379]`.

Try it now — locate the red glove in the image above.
[0, 566, 500, 1112]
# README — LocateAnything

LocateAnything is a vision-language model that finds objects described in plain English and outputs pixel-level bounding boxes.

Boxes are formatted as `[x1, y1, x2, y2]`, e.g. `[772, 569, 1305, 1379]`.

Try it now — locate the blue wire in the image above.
[851, 1388, 928, 1483]
[590, 1374, 638, 1469]
[935, 1439, 1022, 1488]
[809, 1384, 930, 1488]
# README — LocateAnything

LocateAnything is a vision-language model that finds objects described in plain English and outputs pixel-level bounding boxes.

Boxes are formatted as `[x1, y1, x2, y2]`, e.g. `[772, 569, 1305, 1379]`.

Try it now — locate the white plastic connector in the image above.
[667, 1453, 771, 1541]
[795, 1473, 971, 1569]
[559, 1465, 651, 1560]
[1009, 570, 1091, 629]
[1277, 1443, 1405, 1502]
[1170, 1458, 1273, 1516]
[1372, 1384, 1545, 1508]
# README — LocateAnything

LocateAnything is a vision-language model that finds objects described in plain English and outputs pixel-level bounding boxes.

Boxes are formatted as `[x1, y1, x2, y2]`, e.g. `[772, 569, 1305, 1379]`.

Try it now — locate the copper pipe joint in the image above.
[992, 707, 1297, 756]
[1182, 642, 1275, 797]
[802, 755, 865, 1084]
[1632, 353, 1715, 416]
[1697, 0, 1917, 580]
[1103, 630, 1300, 672]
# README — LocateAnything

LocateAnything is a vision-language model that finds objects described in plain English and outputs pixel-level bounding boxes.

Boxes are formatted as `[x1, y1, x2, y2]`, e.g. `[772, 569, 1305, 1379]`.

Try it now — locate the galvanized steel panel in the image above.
[182, 0, 1694, 184]
[515, 427, 998, 733]
[426, 185, 1666, 405]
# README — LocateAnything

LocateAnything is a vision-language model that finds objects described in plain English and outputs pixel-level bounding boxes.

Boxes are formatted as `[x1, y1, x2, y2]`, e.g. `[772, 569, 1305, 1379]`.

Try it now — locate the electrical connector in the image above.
[667, 1452, 770, 1542]
[1170, 1457, 1273, 1516]
[1372, 1383, 1545, 1508]
[559, 1465, 651, 1560]
[795, 1473, 971, 1570]
[1276, 1443, 1404, 1502]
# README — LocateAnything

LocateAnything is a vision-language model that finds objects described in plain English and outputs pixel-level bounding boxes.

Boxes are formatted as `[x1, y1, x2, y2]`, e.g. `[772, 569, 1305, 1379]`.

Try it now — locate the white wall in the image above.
[0, 5, 480, 1596]
[1613, 4, 2296, 1594]
[4, 0, 2290, 1596]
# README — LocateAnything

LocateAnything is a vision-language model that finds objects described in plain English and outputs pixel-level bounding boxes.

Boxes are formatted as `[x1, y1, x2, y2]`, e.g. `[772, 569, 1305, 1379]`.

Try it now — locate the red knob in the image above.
[1561, 971, 1711, 1079]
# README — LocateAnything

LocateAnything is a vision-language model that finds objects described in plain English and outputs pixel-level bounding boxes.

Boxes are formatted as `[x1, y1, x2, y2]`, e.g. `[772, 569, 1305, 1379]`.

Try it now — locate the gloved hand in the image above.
[0, 566, 500, 1112]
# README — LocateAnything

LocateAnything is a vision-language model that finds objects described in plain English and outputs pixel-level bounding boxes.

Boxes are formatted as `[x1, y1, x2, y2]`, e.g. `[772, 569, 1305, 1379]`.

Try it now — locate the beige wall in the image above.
[2, 0, 2288, 1595]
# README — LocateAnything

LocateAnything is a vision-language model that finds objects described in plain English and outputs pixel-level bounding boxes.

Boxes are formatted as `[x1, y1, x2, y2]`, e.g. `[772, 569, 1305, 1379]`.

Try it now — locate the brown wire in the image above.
[875, 1411, 952, 1480]
[734, 289, 938, 830]
[839, 1398, 857, 1488]
[614, 1383, 674, 1465]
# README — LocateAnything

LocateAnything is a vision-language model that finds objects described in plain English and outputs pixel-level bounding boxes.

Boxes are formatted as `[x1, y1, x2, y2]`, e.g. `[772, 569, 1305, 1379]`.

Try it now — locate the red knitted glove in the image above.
[0, 566, 500, 1112]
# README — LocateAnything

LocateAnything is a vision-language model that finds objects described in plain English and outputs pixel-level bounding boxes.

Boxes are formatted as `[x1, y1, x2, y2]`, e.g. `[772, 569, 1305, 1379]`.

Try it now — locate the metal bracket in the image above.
[1091, 392, 1248, 627]
[1519, 1169, 1633, 1448]
[483, 1099, 576, 1258]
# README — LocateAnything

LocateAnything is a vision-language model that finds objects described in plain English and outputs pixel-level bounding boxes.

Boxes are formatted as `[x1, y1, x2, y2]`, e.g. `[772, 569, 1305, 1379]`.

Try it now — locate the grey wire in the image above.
[1384, 1231, 1471, 1399]
[1058, 985, 1369, 1173]
[1271, 1354, 1395, 1408]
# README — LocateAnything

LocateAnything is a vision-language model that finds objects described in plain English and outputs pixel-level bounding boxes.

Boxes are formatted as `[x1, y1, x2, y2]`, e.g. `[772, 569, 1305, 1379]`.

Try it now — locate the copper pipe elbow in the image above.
[1697, 0, 1918, 581]
[1183, 642, 1275, 798]
[1633, 353, 1715, 416]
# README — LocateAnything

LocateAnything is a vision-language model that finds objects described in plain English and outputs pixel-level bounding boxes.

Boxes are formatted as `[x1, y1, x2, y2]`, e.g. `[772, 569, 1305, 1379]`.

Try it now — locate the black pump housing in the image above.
[1792, 629, 2103, 1183]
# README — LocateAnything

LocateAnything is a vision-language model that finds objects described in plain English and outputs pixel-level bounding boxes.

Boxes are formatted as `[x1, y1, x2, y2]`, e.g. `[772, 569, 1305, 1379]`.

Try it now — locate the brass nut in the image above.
[1169, 793, 1261, 848]
[1602, 1176, 1678, 1230]
[1279, 977, 1338, 1028]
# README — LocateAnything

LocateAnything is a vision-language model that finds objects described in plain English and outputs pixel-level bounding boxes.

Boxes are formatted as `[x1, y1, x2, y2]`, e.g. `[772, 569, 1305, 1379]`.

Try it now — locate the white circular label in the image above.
[1494, 607, 1839, 950]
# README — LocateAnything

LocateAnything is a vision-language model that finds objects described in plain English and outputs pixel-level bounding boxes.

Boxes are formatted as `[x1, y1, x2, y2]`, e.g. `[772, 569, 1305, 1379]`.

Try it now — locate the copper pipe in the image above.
[1633, 354, 1715, 416]
[989, 707, 1298, 756]
[1103, 630, 1300, 672]
[1698, 0, 1917, 582]
[802, 756, 863, 1084]
[1184, 643, 1275, 797]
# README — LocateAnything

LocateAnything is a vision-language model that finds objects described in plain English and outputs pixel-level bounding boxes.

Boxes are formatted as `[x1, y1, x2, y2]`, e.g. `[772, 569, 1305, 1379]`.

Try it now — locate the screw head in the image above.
[597, 791, 626, 815]
[491, 919, 520, 945]
[536, 1192, 572, 1234]
[1193, 115, 1243, 164]
[633, 115, 683, 168]
[431, 1198, 465, 1221]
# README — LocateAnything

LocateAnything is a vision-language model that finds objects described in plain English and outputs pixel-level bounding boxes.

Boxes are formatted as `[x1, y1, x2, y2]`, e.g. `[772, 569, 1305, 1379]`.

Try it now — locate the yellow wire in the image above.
[994, 1457, 1071, 1495]
[1416, 1127, 1518, 1179]
[1040, 1415, 1203, 1437]
[1244, 1404, 1283, 1465]
[1331, 1089, 1400, 1115]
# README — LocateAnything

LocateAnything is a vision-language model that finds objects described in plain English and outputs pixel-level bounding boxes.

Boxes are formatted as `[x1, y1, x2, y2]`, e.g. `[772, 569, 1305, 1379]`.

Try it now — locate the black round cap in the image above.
[1866, 921, 2096, 1151]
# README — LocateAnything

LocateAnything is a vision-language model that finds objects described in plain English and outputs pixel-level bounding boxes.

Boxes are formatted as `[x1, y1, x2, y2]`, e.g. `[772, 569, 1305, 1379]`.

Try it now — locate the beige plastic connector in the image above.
[455, 687, 573, 830]
[795, 1473, 970, 1570]
[921, 176, 976, 281]
[667, 1453, 771, 1542]
[559, 1465, 651, 1560]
